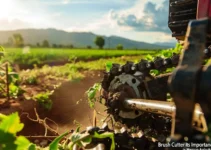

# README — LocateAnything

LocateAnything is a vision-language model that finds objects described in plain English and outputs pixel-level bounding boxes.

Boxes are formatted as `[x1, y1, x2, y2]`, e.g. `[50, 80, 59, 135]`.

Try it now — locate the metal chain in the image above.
[102, 47, 211, 92]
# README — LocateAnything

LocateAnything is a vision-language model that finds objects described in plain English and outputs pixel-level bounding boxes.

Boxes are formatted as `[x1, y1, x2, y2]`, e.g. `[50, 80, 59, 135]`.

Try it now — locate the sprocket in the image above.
[101, 46, 211, 141]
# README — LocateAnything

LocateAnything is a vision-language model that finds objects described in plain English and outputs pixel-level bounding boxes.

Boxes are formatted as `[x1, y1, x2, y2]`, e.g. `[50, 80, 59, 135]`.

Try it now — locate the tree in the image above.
[42, 40, 50, 47]
[94, 36, 105, 49]
[52, 44, 58, 48]
[87, 45, 92, 49]
[36, 43, 40, 47]
[69, 44, 74, 49]
[116, 44, 123, 50]
[58, 44, 63, 48]
[13, 34, 24, 47]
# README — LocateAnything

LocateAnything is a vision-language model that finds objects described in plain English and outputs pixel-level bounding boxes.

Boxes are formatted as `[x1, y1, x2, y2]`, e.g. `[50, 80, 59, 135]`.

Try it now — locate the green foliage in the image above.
[68, 130, 115, 150]
[26, 76, 38, 85]
[15, 136, 33, 150]
[0, 46, 5, 59]
[157, 43, 182, 58]
[150, 69, 160, 76]
[13, 34, 24, 47]
[86, 83, 101, 108]
[0, 113, 32, 150]
[20, 63, 84, 87]
[8, 72, 19, 83]
[0, 112, 116, 150]
[105, 62, 113, 72]
[146, 43, 183, 76]
[2, 48, 157, 67]
[0, 113, 23, 134]
[36, 43, 40, 47]
[87, 45, 92, 49]
[69, 132, 85, 149]
[42, 40, 50, 48]
[0, 61, 24, 98]
[0, 113, 71, 150]
[9, 83, 24, 98]
[69, 44, 74, 49]
[33, 91, 53, 110]
[116, 44, 123, 50]
[52, 44, 58, 48]
[165, 67, 175, 73]
[145, 54, 154, 61]
[175, 43, 183, 53]
[94, 36, 105, 49]
[49, 132, 69, 150]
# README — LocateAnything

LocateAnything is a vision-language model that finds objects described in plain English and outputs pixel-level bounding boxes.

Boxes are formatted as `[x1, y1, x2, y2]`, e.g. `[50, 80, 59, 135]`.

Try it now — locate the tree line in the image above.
[2, 33, 124, 50]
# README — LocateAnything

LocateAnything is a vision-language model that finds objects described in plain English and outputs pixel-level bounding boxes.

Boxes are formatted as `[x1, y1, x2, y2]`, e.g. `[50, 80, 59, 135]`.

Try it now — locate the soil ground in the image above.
[0, 70, 107, 138]
[45, 70, 107, 133]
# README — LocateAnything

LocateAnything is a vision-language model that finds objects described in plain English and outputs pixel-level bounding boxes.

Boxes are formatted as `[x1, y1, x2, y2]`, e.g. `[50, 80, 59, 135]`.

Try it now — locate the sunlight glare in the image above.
[0, 0, 14, 19]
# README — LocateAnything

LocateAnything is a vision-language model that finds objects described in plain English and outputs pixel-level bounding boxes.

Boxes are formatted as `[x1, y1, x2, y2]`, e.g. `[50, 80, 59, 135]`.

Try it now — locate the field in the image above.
[0, 49, 159, 116]
[2, 48, 157, 68]
[0, 47, 176, 149]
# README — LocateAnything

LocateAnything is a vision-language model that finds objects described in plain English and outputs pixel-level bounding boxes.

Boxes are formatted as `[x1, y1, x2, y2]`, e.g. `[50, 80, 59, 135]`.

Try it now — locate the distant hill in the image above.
[154, 42, 176, 48]
[0, 28, 171, 49]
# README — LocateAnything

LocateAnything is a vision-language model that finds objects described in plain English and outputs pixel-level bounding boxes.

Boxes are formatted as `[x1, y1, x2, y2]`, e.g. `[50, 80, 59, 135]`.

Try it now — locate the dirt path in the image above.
[44, 70, 106, 133]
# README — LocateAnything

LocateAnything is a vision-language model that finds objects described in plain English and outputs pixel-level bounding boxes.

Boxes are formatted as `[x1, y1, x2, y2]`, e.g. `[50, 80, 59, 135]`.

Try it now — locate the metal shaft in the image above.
[124, 99, 203, 117]
[124, 99, 208, 132]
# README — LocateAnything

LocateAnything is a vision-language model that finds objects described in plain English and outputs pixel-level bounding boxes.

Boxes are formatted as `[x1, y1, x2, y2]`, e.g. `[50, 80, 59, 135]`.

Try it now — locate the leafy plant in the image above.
[0, 46, 5, 61]
[147, 43, 183, 76]
[86, 83, 101, 108]
[33, 91, 53, 110]
[8, 71, 19, 84]
[145, 54, 154, 61]
[49, 132, 69, 150]
[0, 61, 25, 98]
[105, 62, 113, 72]
[0, 113, 34, 150]
[174, 43, 183, 53]
[9, 83, 24, 98]
[68, 129, 115, 150]
[1, 112, 116, 150]
[26, 76, 38, 85]
[150, 69, 160, 76]
[165, 67, 175, 73]
[116, 44, 123, 50]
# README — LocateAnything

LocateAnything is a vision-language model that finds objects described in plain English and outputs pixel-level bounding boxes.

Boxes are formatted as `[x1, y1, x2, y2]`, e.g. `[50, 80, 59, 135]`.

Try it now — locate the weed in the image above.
[9, 83, 25, 98]
[33, 91, 53, 111]
[86, 83, 101, 108]
[26, 76, 37, 85]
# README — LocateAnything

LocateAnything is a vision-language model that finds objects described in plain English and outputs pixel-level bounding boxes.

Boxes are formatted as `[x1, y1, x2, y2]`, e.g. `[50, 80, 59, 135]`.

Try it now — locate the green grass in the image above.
[20, 64, 84, 85]
[71, 55, 145, 70]
[19, 56, 144, 87]
[2, 48, 157, 67]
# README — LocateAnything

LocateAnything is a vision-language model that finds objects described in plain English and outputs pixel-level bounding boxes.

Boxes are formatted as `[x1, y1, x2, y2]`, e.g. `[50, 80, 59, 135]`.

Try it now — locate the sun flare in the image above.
[0, 0, 14, 18]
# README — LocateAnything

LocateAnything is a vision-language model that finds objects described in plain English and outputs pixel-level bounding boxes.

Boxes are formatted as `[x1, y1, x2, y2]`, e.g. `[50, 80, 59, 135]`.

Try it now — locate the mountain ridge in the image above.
[0, 28, 173, 49]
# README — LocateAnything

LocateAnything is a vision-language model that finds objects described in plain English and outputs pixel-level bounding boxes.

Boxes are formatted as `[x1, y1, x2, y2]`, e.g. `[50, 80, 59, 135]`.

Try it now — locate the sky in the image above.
[0, 0, 177, 43]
